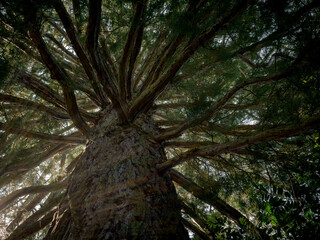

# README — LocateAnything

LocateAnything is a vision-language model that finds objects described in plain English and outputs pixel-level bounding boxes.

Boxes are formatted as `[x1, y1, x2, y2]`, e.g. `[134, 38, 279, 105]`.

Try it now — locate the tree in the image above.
[0, 0, 319, 239]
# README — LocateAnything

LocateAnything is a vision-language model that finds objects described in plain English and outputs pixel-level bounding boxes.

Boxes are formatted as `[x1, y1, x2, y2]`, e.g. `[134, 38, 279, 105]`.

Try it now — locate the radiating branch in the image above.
[0, 93, 70, 120]
[23, 2, 91, 135]
[130, 0, 250, 118]
[164, 141, 213, 148]
[139, 36, 184, 95]
[133, 31, 167, 91]
[171, 169, 268, 240]
[8, 193, 64, 236]
[100, 39, 118, 81]
[0, 144, 72, 188]
[47, 19, 69, 39]
[155, 65, 298, 141]
[6, 209, 57, 240]
[17, 71, 66, 111]
[138, 0, 213, 94]
[157, 113, 320, 172]
[119, 0, 147, 100]
[6, 192, 48, 232]
[0, 122, 86, 144]
[45, 33, 78, 60]
[54, 0, 106, 105]
[0, 180, 67, 211]
[86, 0, 128, 122]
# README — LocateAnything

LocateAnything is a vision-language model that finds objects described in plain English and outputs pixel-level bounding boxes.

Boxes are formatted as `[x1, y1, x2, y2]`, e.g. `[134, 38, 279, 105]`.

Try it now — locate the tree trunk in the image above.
[44, 110, 190, 240]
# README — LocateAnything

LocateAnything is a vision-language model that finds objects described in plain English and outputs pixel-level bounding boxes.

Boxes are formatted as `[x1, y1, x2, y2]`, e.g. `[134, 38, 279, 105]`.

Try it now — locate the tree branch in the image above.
[17, 71, 99, 122]
[45, 33, 78, 62]
[100, 39, 118, 81]
[119, 0, 147, 101]
[23, 2, 91, 135]
[129, 0, 250, 118]
[0, 144, 72, 188]
[133, 31, 167, 90]
[6, 209, 57, 240]
[138, 36, 184, 94]
[181, 201, 216, 239]
[6, 163, 59, 231]
[0, 93, 70, 120]
[86, 0, 128, 121]
[72, 0, 83, 33]
[47, 19, 69, 39]
[157, 113, 320, 172]
[0, 122, 86, 144]
[155, 66, 297, 141]
[138, 0, 213, 94]
[17, 71, 66, 111]
[164, 141, 214, 148]
[0, 180, 67, 211]
[8, 192, 64, 236]
[6, 192, 48, 232]
[54, 0, 106, 105]
[171, 170, 268, 240]
[181, 218, 212, 240]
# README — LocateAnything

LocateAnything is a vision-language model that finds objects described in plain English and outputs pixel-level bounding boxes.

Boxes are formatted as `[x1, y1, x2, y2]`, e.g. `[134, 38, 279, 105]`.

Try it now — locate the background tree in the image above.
[0, 0, 319, 239]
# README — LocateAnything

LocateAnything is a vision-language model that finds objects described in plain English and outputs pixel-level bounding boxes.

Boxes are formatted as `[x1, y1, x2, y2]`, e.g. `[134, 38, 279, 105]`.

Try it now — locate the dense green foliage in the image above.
[0, 0, 319, 239]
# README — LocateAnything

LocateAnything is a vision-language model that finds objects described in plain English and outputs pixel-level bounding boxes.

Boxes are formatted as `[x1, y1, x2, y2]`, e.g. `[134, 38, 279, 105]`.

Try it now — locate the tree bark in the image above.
[44, 111, 189, 240]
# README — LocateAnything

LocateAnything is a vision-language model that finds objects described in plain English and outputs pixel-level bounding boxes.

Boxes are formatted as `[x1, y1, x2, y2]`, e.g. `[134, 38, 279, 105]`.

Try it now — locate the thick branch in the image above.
[155, 66, 296, 141]
[119, 0, 146, 100]
[0, 122, 85, 144]
[0, 144, 72, 188]
[6, 192, 48, 232]
[157, 113, 320, 172]
[171, 170, 268, 240]
[45, 33, 78, 61]
[0, 93, 70, 120]
[54, 0, 105, 105]
[17, 71, 66, 111]
[23, 3, 91, 135]
[130, 0, 250, 118]
[86, 0, 128, 121]
[6, 209, 56, 240]
[0, 180, 67, 211]
[10, 193, 64, 234]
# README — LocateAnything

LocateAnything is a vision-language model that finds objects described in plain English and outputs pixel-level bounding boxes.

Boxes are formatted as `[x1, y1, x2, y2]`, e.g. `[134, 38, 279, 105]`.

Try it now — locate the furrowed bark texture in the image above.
[45, 110, 189, 240]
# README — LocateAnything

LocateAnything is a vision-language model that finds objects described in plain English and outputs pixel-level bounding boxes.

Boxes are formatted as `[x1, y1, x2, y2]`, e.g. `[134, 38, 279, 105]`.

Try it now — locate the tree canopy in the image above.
[0, 0, 319, 239]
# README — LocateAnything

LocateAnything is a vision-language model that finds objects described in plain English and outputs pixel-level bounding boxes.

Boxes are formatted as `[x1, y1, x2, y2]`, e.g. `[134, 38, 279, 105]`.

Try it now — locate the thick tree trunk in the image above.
[45, 111, 189, 239]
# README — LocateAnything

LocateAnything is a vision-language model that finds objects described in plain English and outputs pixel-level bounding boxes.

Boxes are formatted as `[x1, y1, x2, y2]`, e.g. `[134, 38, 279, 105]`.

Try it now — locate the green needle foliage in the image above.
[0, 0, 319, 239]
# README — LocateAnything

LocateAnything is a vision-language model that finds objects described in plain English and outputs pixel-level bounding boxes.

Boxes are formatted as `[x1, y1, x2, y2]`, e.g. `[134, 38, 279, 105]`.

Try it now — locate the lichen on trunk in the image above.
[44, 110, 189, 240]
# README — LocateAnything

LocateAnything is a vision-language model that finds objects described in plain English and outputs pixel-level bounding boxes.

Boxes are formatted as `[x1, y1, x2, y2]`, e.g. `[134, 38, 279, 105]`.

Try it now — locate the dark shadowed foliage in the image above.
[0, 0, 319, 239]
